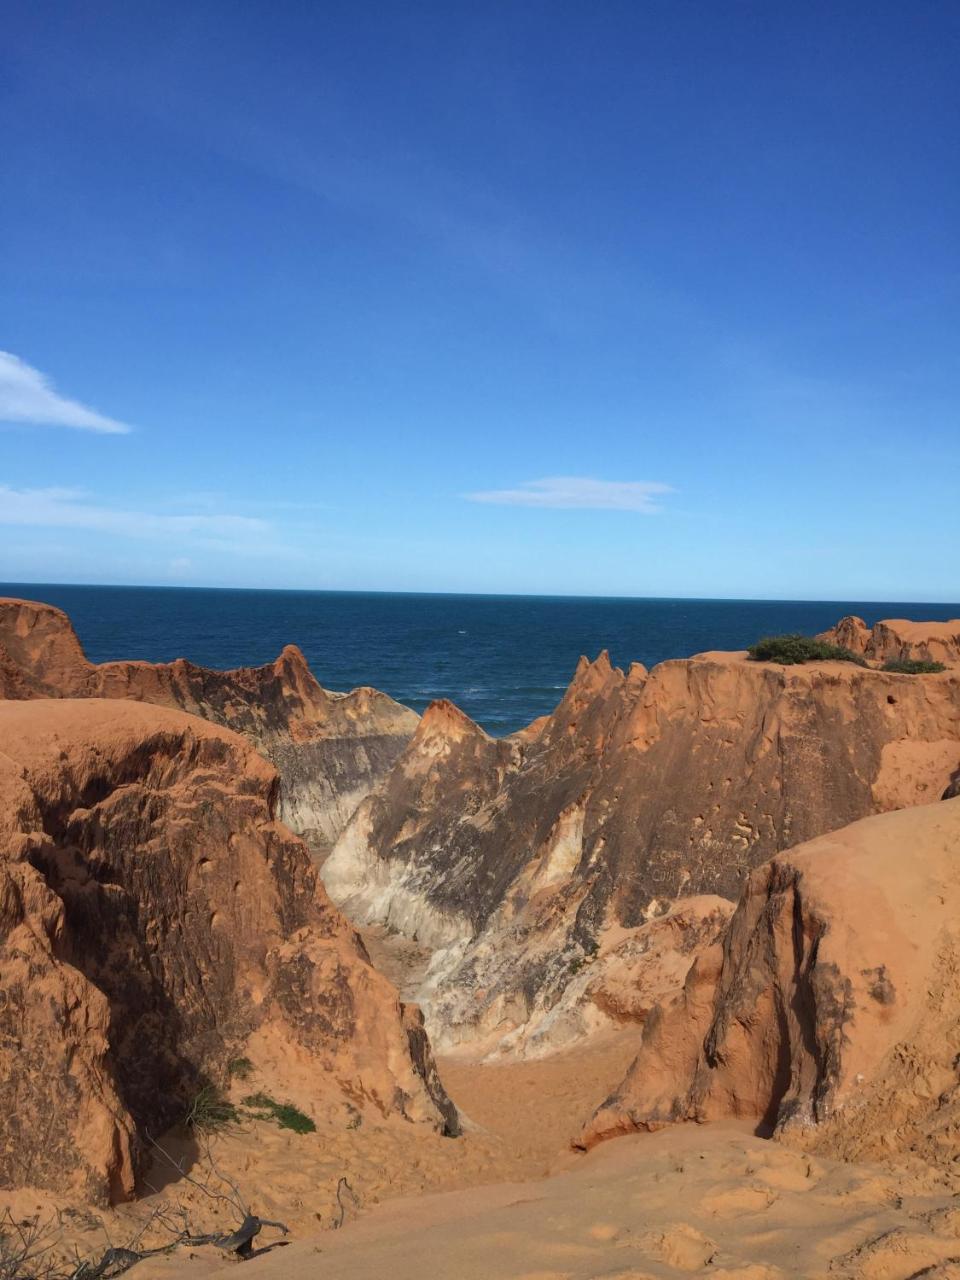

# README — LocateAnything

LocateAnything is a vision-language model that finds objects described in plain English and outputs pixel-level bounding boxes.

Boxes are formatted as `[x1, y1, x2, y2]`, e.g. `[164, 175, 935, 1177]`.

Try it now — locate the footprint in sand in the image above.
[830, 1226, 960, 1279]
[918, 1205, 960, 1238]
[633, 1224, 717, 1271]
[587, 1222, 624, 1242]
[699, 1184, 778, 1217]
[752, 1152, 823, 1193]
[814, 1169, 900, 1208]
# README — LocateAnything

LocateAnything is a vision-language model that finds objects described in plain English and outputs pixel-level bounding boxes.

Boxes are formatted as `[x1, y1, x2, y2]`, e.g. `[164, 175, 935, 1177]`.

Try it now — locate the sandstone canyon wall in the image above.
[323, 633, 960, 1054]
[0, 698, 456, 1205]
[6, 596, 960, 1072]
[580, 795, 960, 1171]
[0, 598, 419, 849]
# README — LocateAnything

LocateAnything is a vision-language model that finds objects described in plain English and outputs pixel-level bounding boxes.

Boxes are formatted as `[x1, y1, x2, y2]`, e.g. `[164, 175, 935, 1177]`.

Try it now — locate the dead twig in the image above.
[333, 1176, 358, 1230]
[1, 1208, 64, 1280]
[144, 1132, 245, 1219]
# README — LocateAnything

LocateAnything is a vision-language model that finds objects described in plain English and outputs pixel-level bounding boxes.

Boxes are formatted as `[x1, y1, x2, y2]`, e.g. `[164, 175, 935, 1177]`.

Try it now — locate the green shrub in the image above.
[881, 657, 946, 675]
[241, 1092, 317, 1134]
[184, 1084, 239, 1132]
[747, 634, 867, 666]
[227, 1056, 254, 1080]
[242, 1091, 274, 1110]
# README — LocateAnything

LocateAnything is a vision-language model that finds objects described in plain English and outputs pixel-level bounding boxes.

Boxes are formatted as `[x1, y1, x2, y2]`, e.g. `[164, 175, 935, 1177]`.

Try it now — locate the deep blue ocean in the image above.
[3, 583, 958, 736]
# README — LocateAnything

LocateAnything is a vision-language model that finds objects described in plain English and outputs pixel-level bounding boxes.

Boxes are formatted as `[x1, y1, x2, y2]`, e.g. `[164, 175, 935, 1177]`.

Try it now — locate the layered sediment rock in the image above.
[324, 637, 960, 1052]
[0, 598, 418, 848]
[0, 699, 456, 1204]
[580, 797, 960, 1166]
[480, 896, 735, 1059]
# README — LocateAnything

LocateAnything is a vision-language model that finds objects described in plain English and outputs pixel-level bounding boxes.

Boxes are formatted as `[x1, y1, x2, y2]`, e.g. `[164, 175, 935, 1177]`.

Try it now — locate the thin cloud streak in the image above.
[0, 485, 268, 545]
[0, 351, 133, 434]
[465, 477, 675, 513]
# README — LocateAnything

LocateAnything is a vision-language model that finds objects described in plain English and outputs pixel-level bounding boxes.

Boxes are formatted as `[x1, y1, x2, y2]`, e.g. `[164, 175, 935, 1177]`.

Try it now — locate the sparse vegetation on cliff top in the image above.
[881, 658, 947, 674]
[747, 634, 868, 666]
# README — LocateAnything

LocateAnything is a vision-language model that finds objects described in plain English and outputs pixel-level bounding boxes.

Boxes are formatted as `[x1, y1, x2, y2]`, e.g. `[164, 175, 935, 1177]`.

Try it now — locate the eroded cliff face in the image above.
[580, 797, 960, 1169]
[821, 614, 960, 667]
[0, 598, 418, 849]
[0, 699, 456, 1204]
[323, 634, 960, 1054]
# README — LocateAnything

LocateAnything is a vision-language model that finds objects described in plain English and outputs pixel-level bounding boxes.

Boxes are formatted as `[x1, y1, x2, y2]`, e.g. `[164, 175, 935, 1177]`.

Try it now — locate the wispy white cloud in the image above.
[0, 485, 268, 547]
[0, 351, 133, 434]
[464, 476, 675, 513]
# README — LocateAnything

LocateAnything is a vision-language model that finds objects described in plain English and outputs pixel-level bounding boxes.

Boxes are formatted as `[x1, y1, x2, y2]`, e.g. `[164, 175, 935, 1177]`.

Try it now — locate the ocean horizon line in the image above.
[3, 579, 959, 610]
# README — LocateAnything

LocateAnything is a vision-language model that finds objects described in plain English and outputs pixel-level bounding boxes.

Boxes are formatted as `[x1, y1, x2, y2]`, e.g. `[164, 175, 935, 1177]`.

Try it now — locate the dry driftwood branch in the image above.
[138, 1132, 288, 1259]
[1, 1136, 290, 1280]
[1, 1208, 64, 1280]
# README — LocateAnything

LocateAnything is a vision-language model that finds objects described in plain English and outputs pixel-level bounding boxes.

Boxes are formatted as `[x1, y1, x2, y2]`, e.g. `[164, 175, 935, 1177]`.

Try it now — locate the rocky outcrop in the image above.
[468, 896, 735, 1059]
[323, 637, 960, 1052]
[0, 598, 419, 849]
[579, 797, 960, 1163]
[819, 615, 960, 667]
[0, 698, 456, 1204]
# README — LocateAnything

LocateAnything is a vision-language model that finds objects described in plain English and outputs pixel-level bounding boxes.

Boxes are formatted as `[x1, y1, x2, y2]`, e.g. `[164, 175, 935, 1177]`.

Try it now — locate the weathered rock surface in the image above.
[0, 698, 456, 1204]
[470, 896, 735, 1059]
[820, 615, 960, 667]
[323, 636, 960, 1052]
[0, 598, 419, 849]
[580, 797, 960, 1165]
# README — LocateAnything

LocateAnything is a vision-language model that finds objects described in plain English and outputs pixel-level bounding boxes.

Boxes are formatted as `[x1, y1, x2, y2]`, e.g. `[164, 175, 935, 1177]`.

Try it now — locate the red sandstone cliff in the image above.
[324, 634, 960, 1053]
[0, 698, 456, 1204]
[820, 614, 960, 667]
[579, 796, 960, 1169]
[0, 598, 419, 848]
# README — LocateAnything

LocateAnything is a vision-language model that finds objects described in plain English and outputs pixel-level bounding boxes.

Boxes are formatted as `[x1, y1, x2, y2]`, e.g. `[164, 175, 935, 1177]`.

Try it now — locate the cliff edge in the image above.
[0, 597, 419, 849]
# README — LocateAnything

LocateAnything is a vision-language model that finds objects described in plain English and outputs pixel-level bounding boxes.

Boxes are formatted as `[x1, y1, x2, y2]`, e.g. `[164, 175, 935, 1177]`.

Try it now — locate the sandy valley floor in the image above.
[136, 1117, 960, 1280]
[9, 1030, 960, 1280]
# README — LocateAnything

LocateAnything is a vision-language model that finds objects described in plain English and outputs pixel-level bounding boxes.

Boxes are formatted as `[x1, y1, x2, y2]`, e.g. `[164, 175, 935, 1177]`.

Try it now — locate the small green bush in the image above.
[227, 1056, 254, 1080]
[747, 634, 867, 666]
[184, 1084, 239, 1132]
[241, 1092, 317, 1134]
[881, 658, 946, 675]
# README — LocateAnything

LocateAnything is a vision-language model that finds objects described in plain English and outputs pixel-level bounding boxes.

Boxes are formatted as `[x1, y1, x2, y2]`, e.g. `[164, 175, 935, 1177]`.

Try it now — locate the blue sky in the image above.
[1, 1, 958, 599]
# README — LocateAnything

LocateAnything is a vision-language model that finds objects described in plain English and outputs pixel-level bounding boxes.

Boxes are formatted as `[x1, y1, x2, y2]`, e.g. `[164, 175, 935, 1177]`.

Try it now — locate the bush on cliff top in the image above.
[747, 634, 867, 666]
[881, 657, 947, 675]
